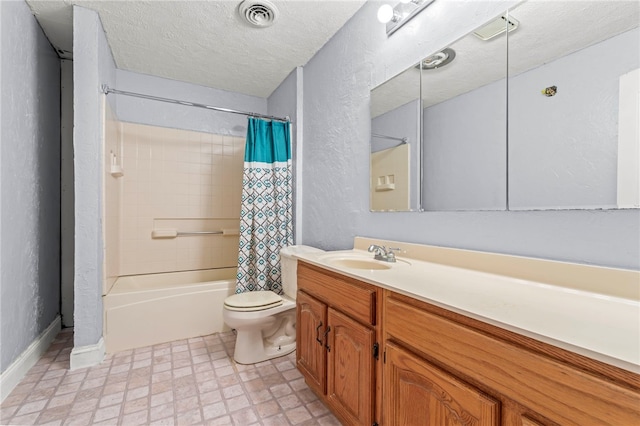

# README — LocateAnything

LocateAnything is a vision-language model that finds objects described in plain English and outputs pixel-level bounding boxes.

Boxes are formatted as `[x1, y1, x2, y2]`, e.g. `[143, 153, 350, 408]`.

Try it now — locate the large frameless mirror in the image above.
[370, 66, 422, 212]
[507, 1, 640, 210]
[370, 1, 639, 212]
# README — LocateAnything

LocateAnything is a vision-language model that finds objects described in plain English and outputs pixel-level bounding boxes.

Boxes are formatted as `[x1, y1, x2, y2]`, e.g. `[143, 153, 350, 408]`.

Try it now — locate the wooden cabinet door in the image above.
[384, 342, 499, 426]
[296, 291, 327, 396]
[327, 307, 375, 426]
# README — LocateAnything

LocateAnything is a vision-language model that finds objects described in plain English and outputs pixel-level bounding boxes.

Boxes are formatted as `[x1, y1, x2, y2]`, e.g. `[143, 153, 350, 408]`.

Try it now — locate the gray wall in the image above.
[302, 0, 640, 270]
[115, 69, 267, 136]
[268, 68, 298, 131]
[73, 6, 116, 348]
[0, 0, 61, 371]
[60, 59, 74, 327]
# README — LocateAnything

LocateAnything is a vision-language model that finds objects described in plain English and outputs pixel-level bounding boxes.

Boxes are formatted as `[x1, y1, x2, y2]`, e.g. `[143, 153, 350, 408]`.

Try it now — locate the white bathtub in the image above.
[103, 268, 237, 353]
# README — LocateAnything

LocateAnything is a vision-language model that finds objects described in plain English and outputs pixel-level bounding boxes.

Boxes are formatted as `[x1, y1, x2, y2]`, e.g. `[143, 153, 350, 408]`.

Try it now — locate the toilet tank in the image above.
[280, 245, 325, 299]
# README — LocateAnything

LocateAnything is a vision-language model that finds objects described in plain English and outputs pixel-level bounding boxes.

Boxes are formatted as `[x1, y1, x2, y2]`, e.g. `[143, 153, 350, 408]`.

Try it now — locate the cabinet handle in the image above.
[315, 322, 324, 345]
[323, 326, 331, 352]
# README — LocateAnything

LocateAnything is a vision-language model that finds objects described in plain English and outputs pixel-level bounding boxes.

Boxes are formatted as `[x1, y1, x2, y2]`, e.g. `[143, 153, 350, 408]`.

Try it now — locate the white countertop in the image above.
[293, 248, 640, 373]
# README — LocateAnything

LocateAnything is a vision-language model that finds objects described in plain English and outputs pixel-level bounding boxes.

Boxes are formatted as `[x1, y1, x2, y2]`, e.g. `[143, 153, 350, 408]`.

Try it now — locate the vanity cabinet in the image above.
[383, 291, 640, 426]
[295, 249, 639, 426]
[384, 341, 498, 425]
[296, 262, 380, 426]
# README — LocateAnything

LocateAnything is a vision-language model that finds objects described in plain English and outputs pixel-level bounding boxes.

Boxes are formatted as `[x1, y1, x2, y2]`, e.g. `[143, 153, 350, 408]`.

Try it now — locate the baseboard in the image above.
[70, 337, 105, 370]
[0, 315, 62, 403]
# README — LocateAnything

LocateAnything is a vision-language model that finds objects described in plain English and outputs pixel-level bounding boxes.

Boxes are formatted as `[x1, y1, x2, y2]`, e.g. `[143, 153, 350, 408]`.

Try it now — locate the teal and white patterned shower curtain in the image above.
[236, 117, 293, 294]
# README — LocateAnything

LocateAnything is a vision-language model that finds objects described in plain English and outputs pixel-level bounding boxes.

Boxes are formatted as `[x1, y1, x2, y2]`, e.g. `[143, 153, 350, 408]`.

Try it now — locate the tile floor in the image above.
[0, 329, 341, 426]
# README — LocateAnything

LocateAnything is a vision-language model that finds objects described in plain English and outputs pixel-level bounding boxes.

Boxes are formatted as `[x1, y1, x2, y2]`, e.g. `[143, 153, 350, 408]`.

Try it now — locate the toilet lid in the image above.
[224, 291, 283, 312]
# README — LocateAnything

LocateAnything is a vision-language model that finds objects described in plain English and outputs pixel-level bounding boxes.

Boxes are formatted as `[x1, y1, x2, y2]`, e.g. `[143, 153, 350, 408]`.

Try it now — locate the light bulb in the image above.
[377, 4, 394, 24]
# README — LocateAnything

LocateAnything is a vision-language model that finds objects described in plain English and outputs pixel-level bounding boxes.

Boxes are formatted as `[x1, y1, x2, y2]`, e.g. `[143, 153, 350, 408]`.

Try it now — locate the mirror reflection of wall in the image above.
[421, 16, 508, 211]
[508, 1, 640, 210]
[370, 66, 421, 211]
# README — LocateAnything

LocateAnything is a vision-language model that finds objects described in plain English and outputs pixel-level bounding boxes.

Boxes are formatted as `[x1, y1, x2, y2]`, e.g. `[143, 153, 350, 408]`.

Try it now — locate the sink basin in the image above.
[327, 258, 392, 270]
[317, 251, 411, 271]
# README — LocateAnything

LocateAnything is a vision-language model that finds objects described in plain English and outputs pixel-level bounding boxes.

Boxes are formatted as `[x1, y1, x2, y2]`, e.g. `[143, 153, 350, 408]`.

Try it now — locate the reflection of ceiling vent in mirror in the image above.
[473, 14, 519, 41]
[238, 0, 279, 28]
[419, 48, 456, 70]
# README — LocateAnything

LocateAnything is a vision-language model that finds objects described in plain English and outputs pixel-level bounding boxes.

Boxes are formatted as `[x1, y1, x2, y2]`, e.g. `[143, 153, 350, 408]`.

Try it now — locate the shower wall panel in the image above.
[103, 103, 122, 295]
[117, 122, 244, 276]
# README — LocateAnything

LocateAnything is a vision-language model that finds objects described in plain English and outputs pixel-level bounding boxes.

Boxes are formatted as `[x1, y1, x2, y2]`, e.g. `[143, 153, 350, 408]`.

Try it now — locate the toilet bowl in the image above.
[223, 245, 324, 364]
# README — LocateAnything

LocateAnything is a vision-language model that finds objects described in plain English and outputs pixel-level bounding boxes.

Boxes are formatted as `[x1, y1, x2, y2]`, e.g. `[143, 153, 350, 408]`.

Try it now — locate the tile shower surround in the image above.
[0, 329, 341, 425]
[112, 122, 245, 277]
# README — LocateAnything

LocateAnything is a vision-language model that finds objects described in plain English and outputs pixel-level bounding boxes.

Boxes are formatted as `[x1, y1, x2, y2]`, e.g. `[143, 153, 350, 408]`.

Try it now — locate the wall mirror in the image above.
[369, 11, 510, 212]
[507, 1, 640, 210]
[370, 65, 421, 211]
[370, 1, 639, 212]
[420, 15, 508, 211]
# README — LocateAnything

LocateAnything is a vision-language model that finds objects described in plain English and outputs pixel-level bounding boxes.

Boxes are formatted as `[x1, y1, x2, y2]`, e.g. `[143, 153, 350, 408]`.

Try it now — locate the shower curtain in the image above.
[236, 117, 293, 294]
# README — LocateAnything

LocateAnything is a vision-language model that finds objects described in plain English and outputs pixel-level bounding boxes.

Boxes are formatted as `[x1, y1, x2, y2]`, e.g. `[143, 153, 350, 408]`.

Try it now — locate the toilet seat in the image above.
[224, 291, 283, 312]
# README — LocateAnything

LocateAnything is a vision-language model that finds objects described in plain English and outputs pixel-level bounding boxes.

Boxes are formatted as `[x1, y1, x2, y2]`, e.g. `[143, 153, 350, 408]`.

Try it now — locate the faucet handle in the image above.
[387, 247, 401, 260]
[368, 244, 385, 255]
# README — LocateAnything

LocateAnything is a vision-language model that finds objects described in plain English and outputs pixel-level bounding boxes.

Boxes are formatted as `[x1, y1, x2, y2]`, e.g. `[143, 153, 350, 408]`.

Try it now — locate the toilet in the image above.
[223, 245, 324, 364]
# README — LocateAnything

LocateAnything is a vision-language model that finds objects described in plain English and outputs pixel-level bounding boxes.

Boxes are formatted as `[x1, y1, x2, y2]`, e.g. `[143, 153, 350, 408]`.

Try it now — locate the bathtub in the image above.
[103, 268, 237, 353]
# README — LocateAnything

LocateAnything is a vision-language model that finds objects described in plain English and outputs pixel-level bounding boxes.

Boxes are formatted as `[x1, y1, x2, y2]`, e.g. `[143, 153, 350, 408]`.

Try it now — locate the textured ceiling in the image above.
[372, 0, 640, 117]
[26, 0, 366, 98]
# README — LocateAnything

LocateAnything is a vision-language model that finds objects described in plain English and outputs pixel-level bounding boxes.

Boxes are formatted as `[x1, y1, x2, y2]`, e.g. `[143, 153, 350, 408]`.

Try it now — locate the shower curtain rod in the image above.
[101, 85, 290, 122]
[372, 133, 408, 143]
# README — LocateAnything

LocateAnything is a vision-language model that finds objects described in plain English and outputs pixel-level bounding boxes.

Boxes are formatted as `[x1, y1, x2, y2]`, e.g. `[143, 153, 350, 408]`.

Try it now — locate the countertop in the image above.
[292, 240, 640, 374]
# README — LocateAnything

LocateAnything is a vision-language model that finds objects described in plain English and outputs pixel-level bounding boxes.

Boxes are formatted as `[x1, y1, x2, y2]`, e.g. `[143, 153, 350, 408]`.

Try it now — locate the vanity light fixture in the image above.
[378, 0, 436, 36]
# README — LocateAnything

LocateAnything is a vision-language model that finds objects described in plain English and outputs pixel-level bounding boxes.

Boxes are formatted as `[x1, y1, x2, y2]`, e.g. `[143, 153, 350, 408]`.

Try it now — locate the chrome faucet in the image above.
[368, 244, 401, 262]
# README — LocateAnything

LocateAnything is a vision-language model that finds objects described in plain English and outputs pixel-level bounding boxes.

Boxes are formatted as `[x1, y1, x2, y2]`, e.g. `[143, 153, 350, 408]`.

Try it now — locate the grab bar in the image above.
[177, 231, 223, 236]
[151, 228, 240, 239]
[372, 133, 408, 144]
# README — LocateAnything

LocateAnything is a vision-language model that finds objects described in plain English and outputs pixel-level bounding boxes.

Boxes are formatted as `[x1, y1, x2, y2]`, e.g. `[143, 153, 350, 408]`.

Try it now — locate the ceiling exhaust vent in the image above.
[238, 0, 279, 28]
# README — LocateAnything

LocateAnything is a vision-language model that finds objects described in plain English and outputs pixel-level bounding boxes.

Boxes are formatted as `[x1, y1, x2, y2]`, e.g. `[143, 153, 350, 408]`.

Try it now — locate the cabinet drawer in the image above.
[385, 295, 640, 425]
[298, 262, 376, 326]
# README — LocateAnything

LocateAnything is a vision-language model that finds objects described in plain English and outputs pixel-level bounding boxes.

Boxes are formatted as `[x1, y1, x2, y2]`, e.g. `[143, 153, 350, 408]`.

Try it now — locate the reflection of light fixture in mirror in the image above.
[418, 48, 456, 70]
[378, 0, 436, 36]
[473, 14, 519, 41]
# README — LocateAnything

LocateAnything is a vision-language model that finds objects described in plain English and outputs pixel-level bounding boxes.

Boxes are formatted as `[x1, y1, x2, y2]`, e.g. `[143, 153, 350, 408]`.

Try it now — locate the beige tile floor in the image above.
[0, 329, 341, 426]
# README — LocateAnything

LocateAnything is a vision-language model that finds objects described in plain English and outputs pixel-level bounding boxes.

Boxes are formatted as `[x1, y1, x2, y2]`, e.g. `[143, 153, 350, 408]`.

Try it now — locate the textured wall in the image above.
[115, 69, 267, 137]
[0, 0, 61, 371]
[302, 0, 640, 269]
[73, 6, 117, 348]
